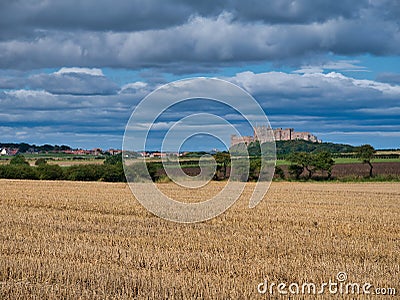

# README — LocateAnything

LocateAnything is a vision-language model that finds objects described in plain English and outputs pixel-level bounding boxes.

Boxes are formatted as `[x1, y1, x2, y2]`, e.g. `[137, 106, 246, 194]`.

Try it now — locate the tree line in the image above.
[0, 154, 125, 182]
[276, 140, 356, 157]
[285, 144, 375, 180]
[0, 144, 378, 182]
[0, 142, 72, 153]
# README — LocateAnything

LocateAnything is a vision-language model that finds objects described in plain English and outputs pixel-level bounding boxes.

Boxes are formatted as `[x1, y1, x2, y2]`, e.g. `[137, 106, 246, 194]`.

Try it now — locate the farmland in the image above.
[276, 156, 400, 166]
[1, 180, 399, 298]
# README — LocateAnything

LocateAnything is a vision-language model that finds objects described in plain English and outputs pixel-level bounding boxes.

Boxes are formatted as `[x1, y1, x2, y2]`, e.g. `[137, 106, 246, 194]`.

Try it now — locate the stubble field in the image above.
[0, 179, 399, 299]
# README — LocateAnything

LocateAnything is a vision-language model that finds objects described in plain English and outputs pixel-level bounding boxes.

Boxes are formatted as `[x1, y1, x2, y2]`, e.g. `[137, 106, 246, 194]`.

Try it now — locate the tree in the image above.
[288, 164, 304, 180]
[247, 141, 261, 157]
[213, 152, 231, 179]
[356, 144, 375, 177]
[287, 152, 314, 179]
[10, 154, 29, 166]
[314, 151, 335, 179]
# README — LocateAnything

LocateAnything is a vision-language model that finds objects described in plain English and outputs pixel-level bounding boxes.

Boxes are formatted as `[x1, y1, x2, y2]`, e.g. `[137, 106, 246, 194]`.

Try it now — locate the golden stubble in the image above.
[0, 180, 399, 299]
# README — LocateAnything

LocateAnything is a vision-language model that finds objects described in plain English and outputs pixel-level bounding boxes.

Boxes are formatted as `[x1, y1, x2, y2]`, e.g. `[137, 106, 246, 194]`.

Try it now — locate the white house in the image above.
[0, 148, 7, 155]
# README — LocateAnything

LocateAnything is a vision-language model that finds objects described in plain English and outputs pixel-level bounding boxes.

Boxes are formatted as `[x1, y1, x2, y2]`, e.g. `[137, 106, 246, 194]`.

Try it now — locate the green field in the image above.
[2, 153, 400, 168]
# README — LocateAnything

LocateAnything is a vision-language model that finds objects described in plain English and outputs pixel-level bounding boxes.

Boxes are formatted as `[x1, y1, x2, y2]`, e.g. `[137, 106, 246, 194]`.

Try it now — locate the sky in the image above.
[1, 0, 400, 150]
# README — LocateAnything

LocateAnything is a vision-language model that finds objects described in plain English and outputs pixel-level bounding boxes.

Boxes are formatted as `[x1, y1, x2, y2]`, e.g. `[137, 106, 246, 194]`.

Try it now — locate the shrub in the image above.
[248, 158, 261, 181]
[64, 165, 104, 181]
[0, 165, 38, 179]
[10, 154, 29, 166]
[37, 164, 64, 180]
[35, 158, 47, 166]
[275, 166, 285, 179]
[156, 175, 171, 183]
[62, 164, 126, 182]
[146, 162, 160, 182]
[104, 153, 123, 165]
[101, 164, 126, 182]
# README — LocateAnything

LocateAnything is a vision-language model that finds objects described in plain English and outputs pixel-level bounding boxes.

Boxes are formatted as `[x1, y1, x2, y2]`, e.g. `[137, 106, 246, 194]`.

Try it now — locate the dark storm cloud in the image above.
[0, 1, 399, 70]
[0, 0, 192, 38]
[2, 14, 399, 70]
[0, 0, 369, 39]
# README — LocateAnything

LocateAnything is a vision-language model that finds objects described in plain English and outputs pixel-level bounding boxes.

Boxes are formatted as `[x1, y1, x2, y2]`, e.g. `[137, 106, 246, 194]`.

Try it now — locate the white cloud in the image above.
[294, 60, 369, 74]
[357, 107, 400, 115]
[119, 81, 149, 94]
[54, 67, 104, 76]
[229, 71, 400, 100]
[5, 89, 52, 98]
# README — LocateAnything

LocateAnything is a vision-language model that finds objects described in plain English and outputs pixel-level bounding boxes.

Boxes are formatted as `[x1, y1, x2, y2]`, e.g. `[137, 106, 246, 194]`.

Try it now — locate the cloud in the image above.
[376, 72, 400, 85]
[1, 87, 136, 122]
[54, 67, 104, 76]
[119, 81, 149, 94]
[0, 125, 124, 149]
[0, 76, 26, 89]
[0, 1, 399, 148]
[28, 71, 119, 95]
[357, 107, 400, 116]
[1, 69, 399, 148]
[0, 0, 370, 41]
[294, 60, 369, 74]
[0, 1, 194, 39]
[225, 70, 400, 147]
[229, 71, 399, 106]
[0, 67, 118, 95]
[0, 3, 399, 70]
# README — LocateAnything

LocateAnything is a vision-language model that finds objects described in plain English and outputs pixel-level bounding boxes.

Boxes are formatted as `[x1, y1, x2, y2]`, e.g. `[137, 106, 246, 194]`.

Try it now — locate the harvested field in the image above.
[0, 180, 399, 298]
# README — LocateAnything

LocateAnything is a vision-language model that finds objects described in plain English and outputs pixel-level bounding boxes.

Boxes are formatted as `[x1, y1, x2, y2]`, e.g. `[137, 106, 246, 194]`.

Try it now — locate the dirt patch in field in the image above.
[278, 162, 400, 179]
[332, 162, 400, 177]
[167, 162, 400, 180]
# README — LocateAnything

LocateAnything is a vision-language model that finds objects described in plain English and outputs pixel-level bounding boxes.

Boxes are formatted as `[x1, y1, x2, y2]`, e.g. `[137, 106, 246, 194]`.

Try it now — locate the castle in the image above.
[230, 126, 321, 146]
